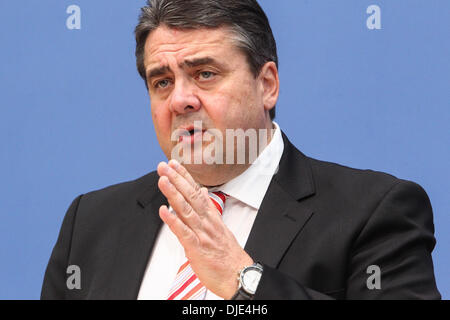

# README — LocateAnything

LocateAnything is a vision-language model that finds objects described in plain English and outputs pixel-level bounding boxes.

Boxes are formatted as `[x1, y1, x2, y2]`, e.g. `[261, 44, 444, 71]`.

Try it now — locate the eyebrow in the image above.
[146, 57, 223, 79]
[183, 57, 217, 68]
[147, 66, 171, 79]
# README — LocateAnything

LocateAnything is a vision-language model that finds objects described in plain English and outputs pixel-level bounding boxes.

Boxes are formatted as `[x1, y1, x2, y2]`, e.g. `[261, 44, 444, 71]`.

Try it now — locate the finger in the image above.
[158, 175, 203, 232]
[201, 187, 222, 216]
[158, 162, 210, 217]
[196, 186, 225, 213]
[168, 159, 197, 188]
[169, 160, 221, 216]
[159, 205, 198, 248]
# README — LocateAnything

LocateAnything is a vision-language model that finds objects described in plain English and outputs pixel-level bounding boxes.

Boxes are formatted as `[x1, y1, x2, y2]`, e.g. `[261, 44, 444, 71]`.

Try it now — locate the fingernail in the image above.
[170, 159, 179, 168]
[161, 163, 170, 175]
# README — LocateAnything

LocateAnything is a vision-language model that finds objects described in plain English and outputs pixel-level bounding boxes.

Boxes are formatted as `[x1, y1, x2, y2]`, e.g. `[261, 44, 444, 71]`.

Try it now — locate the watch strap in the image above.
[231, 287, 254, 300]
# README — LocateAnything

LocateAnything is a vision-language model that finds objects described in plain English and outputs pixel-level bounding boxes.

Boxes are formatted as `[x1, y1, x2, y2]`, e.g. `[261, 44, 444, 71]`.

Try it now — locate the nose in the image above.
[168, 79, 201, 115]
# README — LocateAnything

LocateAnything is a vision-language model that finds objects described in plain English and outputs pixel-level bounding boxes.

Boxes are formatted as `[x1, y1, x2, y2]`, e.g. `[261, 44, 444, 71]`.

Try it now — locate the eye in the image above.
[199, 71, 215, 80]
[155, 79, 171, 89]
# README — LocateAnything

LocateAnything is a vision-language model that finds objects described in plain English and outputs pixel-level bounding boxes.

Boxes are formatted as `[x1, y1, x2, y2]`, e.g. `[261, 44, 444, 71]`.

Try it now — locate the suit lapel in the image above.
[245, 133, 316, 268]
[105, 175, 167, 299]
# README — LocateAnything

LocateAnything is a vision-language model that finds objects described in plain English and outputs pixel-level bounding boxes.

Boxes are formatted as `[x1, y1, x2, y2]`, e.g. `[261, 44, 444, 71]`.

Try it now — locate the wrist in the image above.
[231, 261, 263, 300]
[224, 256, 254, 300]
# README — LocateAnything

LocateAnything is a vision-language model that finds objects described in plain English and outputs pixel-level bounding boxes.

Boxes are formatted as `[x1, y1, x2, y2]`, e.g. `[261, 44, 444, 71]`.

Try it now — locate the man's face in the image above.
[144, 26, 276, 185]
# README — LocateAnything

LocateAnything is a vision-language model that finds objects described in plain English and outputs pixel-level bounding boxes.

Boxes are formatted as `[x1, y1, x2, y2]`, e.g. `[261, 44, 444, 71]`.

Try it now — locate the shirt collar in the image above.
[210, 121, 284, 210]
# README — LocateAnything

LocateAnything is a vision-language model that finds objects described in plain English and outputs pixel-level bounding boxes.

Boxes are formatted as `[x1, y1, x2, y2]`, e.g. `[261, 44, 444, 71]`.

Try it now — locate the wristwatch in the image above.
[231, 262, 264, 300]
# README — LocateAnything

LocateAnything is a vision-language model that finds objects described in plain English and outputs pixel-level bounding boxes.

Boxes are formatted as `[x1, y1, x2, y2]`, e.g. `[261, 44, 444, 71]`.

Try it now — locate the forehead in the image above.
[144, 26, 241, 68]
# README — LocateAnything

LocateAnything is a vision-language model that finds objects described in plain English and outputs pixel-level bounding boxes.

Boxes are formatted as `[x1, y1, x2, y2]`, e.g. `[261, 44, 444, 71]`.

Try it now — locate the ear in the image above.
[258, 61, 280, 113]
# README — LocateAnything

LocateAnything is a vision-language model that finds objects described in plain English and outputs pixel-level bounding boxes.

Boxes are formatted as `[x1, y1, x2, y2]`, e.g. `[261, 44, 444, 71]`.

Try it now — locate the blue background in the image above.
[0, 0, 448, 299]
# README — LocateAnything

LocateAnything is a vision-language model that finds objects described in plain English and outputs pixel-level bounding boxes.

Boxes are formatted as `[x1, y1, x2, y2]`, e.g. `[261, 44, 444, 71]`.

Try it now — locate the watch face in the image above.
[241, 267, 262, 294]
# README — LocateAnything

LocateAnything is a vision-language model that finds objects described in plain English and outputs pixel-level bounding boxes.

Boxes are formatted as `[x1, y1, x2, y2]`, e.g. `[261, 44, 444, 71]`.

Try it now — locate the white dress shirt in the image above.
[137, 122, 285, 300]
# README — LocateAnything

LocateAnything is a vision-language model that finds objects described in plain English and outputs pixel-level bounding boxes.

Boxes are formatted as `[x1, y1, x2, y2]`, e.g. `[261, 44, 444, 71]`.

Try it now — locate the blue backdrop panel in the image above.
[0, 0, 448, 299]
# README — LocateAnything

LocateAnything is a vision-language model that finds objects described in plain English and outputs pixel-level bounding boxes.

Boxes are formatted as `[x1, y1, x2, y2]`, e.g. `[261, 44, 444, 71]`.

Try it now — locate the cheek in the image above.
[152, 99, 168, 125]
[205, 94, 228, 119]
[218, 80, 260, 128]
[151, 102, 173, 144]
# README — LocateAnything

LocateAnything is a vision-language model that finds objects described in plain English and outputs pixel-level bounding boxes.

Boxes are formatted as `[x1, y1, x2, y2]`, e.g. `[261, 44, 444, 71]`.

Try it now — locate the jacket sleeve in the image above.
[41, 195, 83, 300]
[254, 181, 441, 300]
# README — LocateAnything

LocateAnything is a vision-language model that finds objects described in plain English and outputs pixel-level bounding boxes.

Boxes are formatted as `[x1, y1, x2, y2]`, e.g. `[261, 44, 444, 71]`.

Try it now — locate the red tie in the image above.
[167, 191, 227, 300]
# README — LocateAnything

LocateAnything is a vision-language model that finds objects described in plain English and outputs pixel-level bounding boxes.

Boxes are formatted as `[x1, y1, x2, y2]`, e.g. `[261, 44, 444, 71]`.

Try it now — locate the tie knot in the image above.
[208, 191, 227, 215]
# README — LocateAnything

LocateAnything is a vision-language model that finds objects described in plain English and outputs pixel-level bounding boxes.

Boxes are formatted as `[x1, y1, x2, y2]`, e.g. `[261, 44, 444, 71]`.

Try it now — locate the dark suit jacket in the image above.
[41, 133, 441, 299]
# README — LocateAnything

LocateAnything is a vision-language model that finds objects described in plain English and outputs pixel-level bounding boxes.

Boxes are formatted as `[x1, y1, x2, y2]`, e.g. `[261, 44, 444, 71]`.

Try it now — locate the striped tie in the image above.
[167, 191, 227, 300]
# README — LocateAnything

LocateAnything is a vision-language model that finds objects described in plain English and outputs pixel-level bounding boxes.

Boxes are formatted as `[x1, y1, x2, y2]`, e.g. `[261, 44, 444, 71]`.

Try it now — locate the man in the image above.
[41, 0, 441, 300]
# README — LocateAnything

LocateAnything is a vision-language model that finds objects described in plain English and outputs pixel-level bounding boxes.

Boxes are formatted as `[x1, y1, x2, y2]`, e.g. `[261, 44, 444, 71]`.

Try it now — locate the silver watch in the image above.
[232, 262, 263, 300]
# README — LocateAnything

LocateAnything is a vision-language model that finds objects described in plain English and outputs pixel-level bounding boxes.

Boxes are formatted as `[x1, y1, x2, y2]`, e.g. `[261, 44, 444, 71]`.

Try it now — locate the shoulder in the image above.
[307, 156, 400, 192]
[306, 155, 427, 199]
[278, 133, 429, 207]
[281, 133, 430, 216]
[71, 171, 160, 223]
[302, 155, 433, 231]
[81, 171, 159, 203]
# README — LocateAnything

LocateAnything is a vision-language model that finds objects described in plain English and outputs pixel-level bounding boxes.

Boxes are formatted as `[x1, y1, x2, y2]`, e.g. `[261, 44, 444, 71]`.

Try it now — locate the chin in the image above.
[183, 163, 227, 187]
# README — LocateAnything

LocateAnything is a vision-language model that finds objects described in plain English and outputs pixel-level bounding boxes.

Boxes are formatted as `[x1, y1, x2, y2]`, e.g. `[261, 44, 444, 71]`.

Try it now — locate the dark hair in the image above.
[135, 0, 278, 120]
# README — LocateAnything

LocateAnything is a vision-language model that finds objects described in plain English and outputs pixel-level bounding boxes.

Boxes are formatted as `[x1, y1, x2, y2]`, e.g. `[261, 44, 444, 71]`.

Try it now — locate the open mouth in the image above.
[178, 127, 206, 143]
[188, 128, 202, 135]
